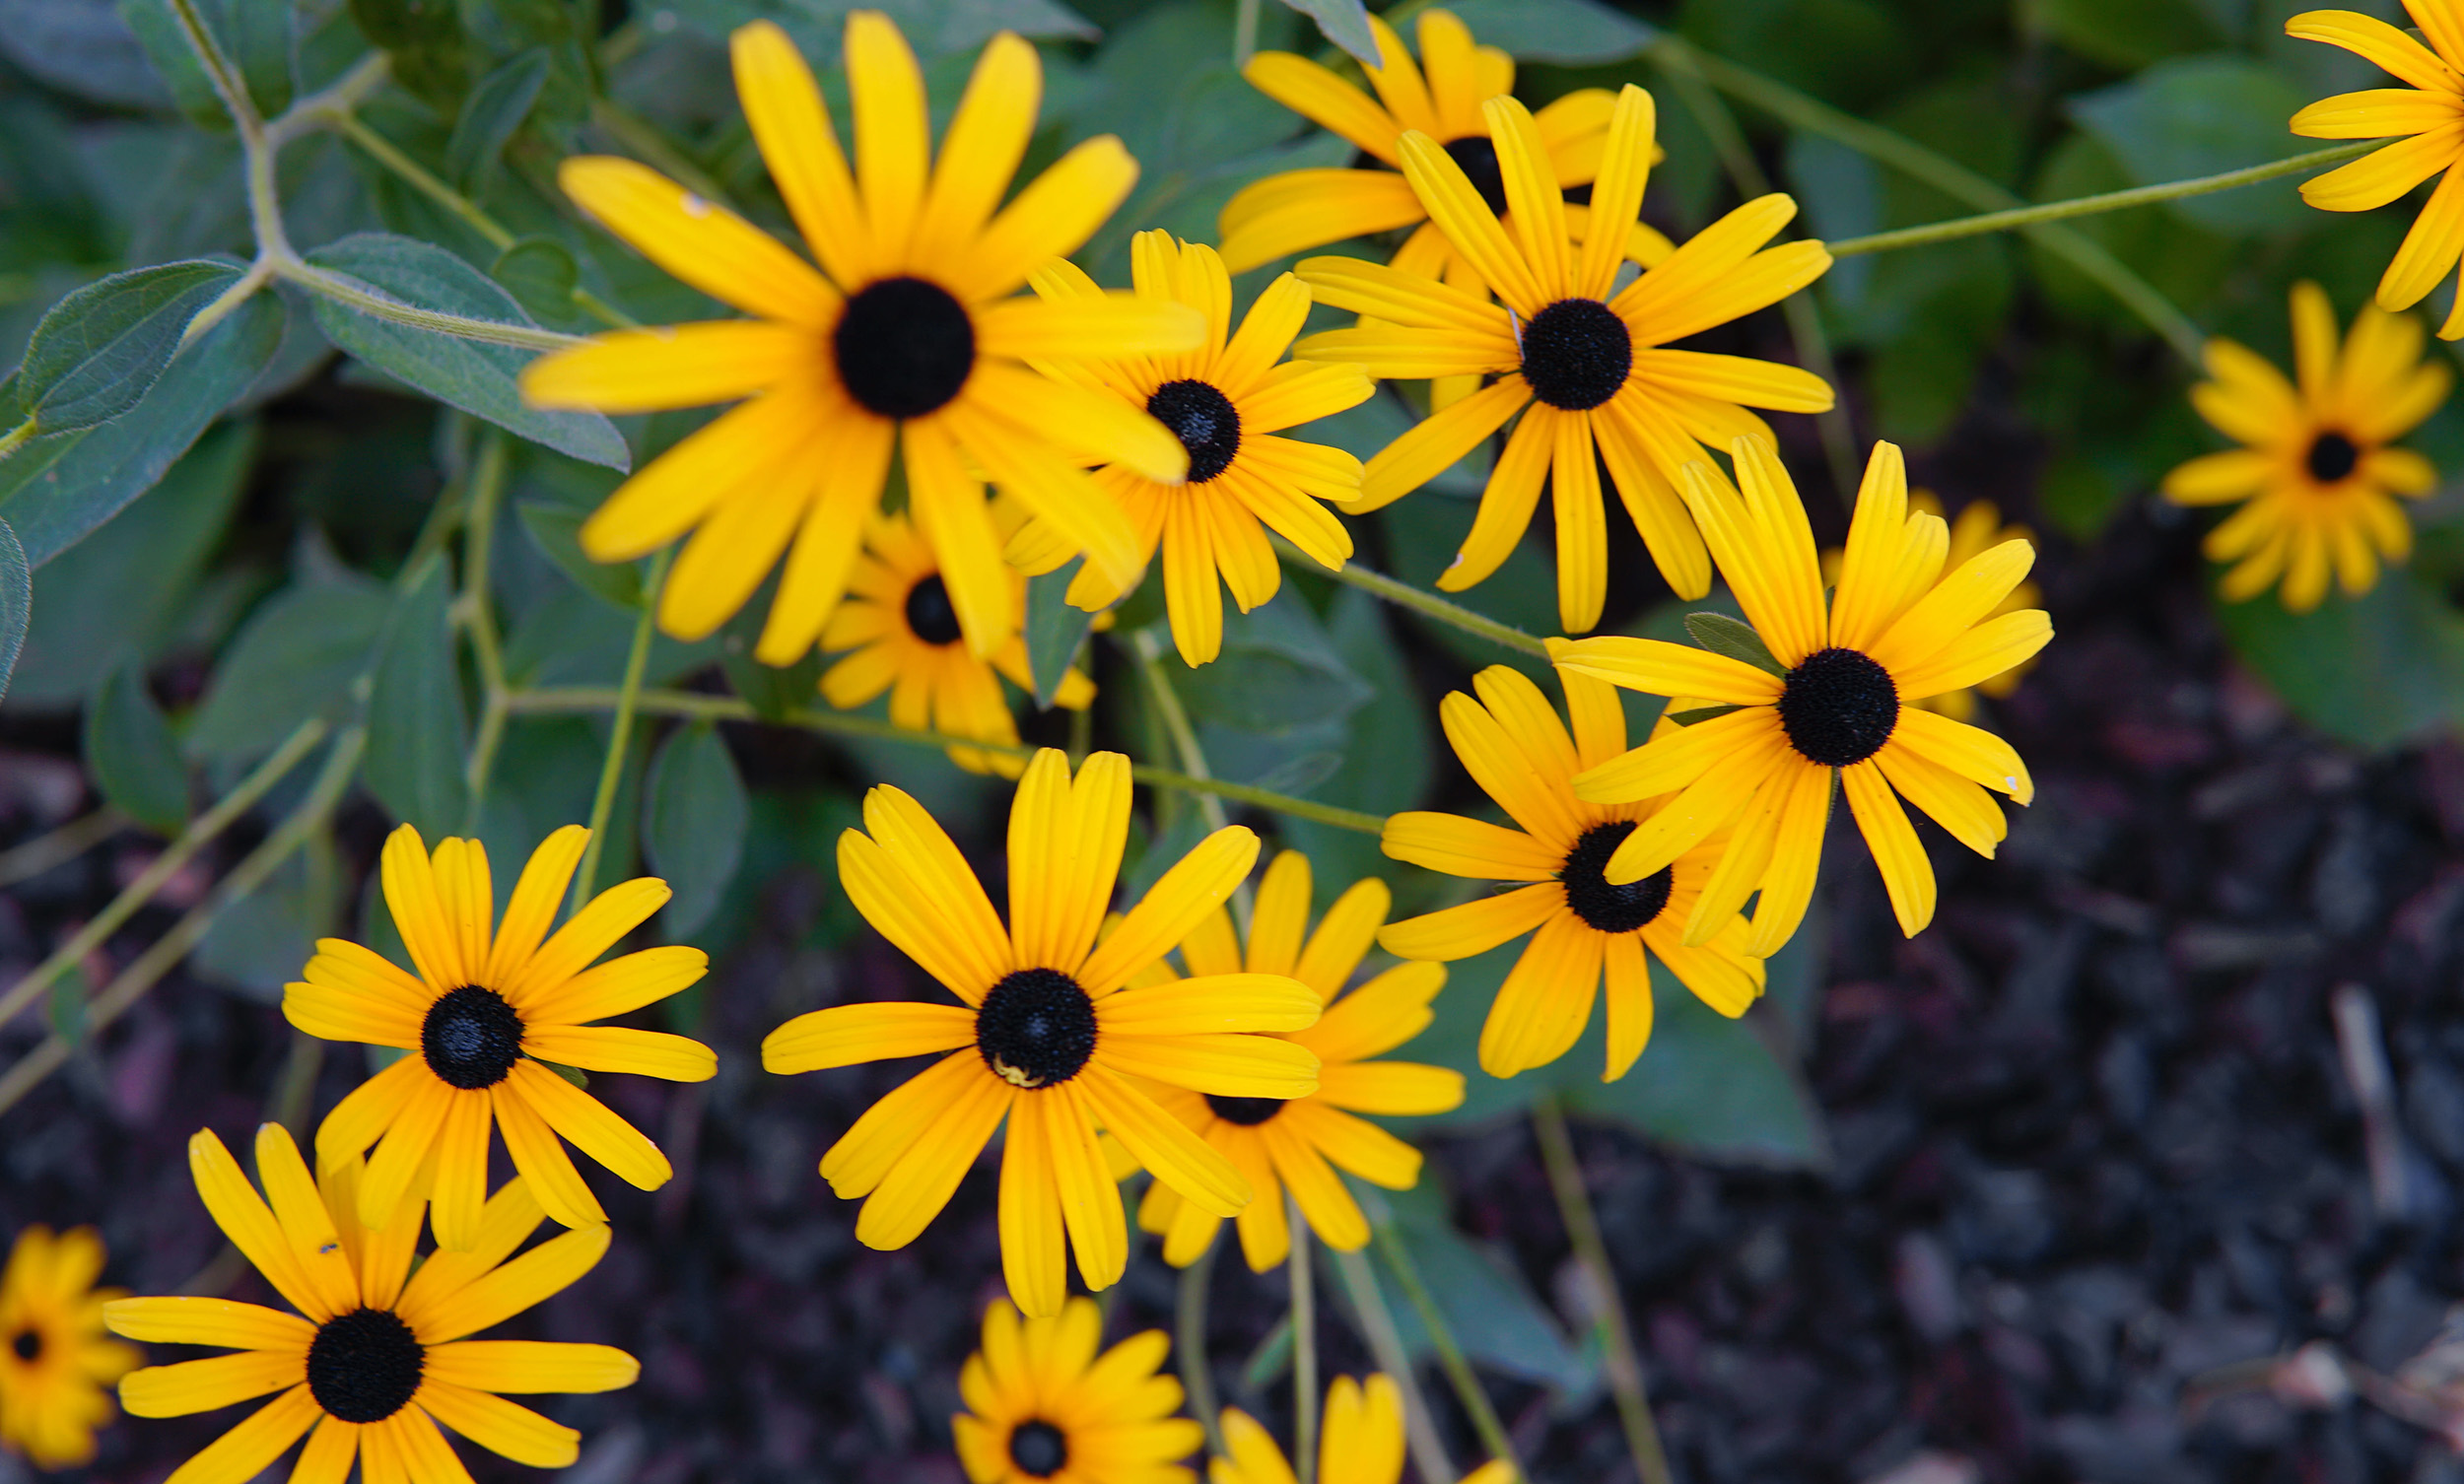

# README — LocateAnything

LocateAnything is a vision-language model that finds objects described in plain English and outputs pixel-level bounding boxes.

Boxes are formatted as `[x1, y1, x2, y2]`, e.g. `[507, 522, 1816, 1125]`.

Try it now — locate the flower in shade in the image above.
[1549, 438, 2049, 955]
[2160, 281, 2448, 611]
[1010, 233, 1372, 666]
[521, 13, 1204, 662]
[0, 1226, 138, 1468]
[1212, 1375, 1512, 1484]
[1218, 9, 1668, 285]
[760, 748, 1324, 1316]
[1294, 87, 1832, 633]
[953, 1296, 1201, 1484]
[821, 507, 1095, 775]
[1132, 850, 1462, 1271]
[2288, 7, 2464, 336]
[1821, 491, 2040, 723]
[287, 824, 715, 1251]
[1376, 666, 1762, 1080]
[103, 1124, 633, 1484]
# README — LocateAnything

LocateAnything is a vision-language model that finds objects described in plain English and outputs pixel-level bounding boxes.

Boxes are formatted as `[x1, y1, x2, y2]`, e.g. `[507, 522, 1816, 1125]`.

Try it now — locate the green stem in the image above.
[458, 433, 512, 827]
[276, 259, 586, 351]
[1372, 1219, 1520, 1476]
[0, 718, 328, 1038]
[1232, 0, 1261, 69]
[1331, 1247, 1456, 1484]
[1534, 1096, 1672, 1484]
[1132, 629, 1228, 834]
[0, 809, 124, 888]
[0, 416, 38, 461]
[336, 113, 515, 252]
[572, 549, 670, 912]
[590, 98, 735, 210]
[1825, 141, 2381, 258]
[1291, 1198, 1319, 1484]
[1180, 1238, 1226, 1457]
[1276, 539, 1548, 659]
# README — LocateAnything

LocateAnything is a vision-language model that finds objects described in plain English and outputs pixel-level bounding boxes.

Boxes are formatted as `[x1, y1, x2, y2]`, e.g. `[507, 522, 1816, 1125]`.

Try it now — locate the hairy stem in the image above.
[1534, 1095, 1673, 1484]
[1372, 1218, 1521, 1475]
[458, 433, 513, 826]
[1274, 538, 1548, 659]
[1292, 1200, 1319, 1484]
[1180, 1238, 1226, 1456]
[572, 549, 670, 911]
[0, 808, 124, 889]
[277, 260, 586, 351]
[1331, 1247, 1456, 1484]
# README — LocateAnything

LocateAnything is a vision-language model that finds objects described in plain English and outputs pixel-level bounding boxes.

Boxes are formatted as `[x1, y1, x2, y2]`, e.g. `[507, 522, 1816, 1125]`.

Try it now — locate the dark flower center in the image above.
[1204, 1094, 1285, 1126]
[1519, 298, 1631, 411]
[1776, 646, 1899, 768]
[1009, 1419, 1069, 1477]
[903, 574, 962, 646]
[976, 969, 1098, 1089]
[421, 985, 525, 1090]
[306, 1308, 424, 1424]
[834, 276, 976, 420]
[2306, 430, 2360, 484]
[1146, 378, 1243, 484]
[1558, 822, 1674, 934]
[1442, 135, 1509, 219]
[9, 1329, 38, 1362]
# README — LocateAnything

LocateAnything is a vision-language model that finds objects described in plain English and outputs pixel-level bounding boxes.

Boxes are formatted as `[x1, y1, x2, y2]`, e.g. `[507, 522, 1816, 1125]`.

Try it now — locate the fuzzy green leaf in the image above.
[643, 720, 748, 940]
[20, 259, 242, 434]
[86, 660, 188, 835]
[363, 555, 470, 837]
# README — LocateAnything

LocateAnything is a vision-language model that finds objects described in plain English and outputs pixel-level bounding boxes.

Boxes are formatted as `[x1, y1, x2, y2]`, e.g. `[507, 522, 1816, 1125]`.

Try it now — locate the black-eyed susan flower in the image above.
[1131, 850, 1462, 1271]
[953, 1296, 1201, 1484]
[821, 507, 1094, 775]
[103, 1125, 634, 1483]
[2288, 8, 2464, 336]
[0, 1226, 138, 1468]
[1011, 233, 1371, 666]
[761, 748, 1323, 1316]
[1219, 9, 1667, 285]
[1377, 666, 1763, 1080]
[2161, 281, 2448, 611]
[288, 824, 715, 1251]
[1293, 88, 1833, 634]
[1213, 1375, 1513, 1484]
[1549, 438, 2049, 956]
[521, 13, 1204, 662]
[1821, 491, 2040, 723]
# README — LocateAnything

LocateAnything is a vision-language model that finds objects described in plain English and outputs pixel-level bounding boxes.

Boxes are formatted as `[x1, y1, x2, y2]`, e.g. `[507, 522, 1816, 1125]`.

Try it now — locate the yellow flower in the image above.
[1212, 1375, 1513, 1484]
[1820, 491, 2040, 722]
[953, 1296, 1201, 1484]
[821, 507, 1095, 775]
[1377, 666, 1763, 1080]
[2161, 281, 2448, 611]
[1132, 850, 1461, 1270]
[1219, 9, 1668, 284]
[0, 1226, 138, 1468]
[1012, 233, 1372, 666]
[761, 748, 1325, 1316]
[1293, 87, 1833, 633]
[1549, 438, 2049, 956]
[521, 12, 1205, 662]
[103, 1125, 635, 1483]
[287, 824, 716, 1251]
[2288, 7, 2464, 335]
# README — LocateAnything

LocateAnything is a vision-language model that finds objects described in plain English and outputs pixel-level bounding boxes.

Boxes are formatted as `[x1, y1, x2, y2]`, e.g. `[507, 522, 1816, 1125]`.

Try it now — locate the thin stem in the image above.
[1232, 0, 1261, 69]
[572, 549, 670, 912]
[0, 808, 123, 889]
[1132, 630, 1228, 833]
[590, 98, 735, 209]
[1372, 1219, 1520, 1476]
[1534, 1096, 1672, 1484]
[179, 259, 276, 348]
[164, 0, 261, 133]
[1275, 539, 1548, 659]
[0, 717, 328, 1038]
[458, 433, 512, 826]
[336, 114, 515, 252]
[1291, 1198, 1319, 1484]
[1331, 1247, 1456, 1484]
[1825, 141, 2380, 257]
[276, 260, 586, 351]
[1180, 1238, 1226, 1457]
[260, 51, 390, 147]
[0, 416, 34, 460]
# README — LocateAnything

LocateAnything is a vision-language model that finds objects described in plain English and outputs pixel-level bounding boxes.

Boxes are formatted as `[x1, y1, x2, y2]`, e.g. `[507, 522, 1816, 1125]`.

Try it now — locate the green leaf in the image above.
[446, 49, 550, 188]
[1357, 1180, 1598, 1397]
[188, 573, 391, 761]
[363, 555, 471, 837]
[349, 0, 466, 103]
[517, 499, 638, 610]
[491, 237, 583, 330]
[0, 518, 25, 707]
[1437, 0, 1656, 64]
[654, 0, 1093, 62]
[194, 852, 324, 1003]
[1275, 0, 1377, 66]
[536, 1058, 589, 1088]
[1668, 704, 1743, 726]
[2069, 55, 2314, 236]
[643, 720, 749, 940]
[19, 260, 242, 435]
[1024, 557, 1094, 708]
[2213, 568, 2464, 752]
[48, 973, 86, 1048]
[2022, 0, 2221, 71]
[0, 291, 283, 567]
[85, 660, 188, 835]
[303, 234, 630, 470]
[112, 0, 226, 123]
[119, 0, 293, 117]
[0, 0, 174, 110]
[1176, 591, 1372, 735]
[1683, 611, 1784, 675]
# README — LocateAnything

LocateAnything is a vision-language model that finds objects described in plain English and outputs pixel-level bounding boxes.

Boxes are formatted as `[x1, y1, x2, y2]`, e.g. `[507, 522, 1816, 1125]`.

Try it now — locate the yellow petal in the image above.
[558, 156, 837, 325]
[762, 1002, 977, 1073]
[519, 321, 811, 413]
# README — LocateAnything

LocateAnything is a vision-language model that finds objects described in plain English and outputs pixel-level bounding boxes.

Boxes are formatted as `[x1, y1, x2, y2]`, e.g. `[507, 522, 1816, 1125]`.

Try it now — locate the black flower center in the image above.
[976, 969, 1098, 1089]
[306, 1308, 424, 1424]
[421, 985, 525, 1091]
[1204, 1094, 1285, 1126]
[9, 1329, 39, 1362]
[1776, 646, 1899, 768]
[903, 574, 962, 646]
[1442, 134, 1509, 219]
[1146, 378, 1243, 483]
[834, 276, 976, 420]
[1518, 298, 1631, 411]
[1009, 1419, 1069, 1477]
[1558, 822, 1674, 934]
[2306, 430, 2360, 484]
